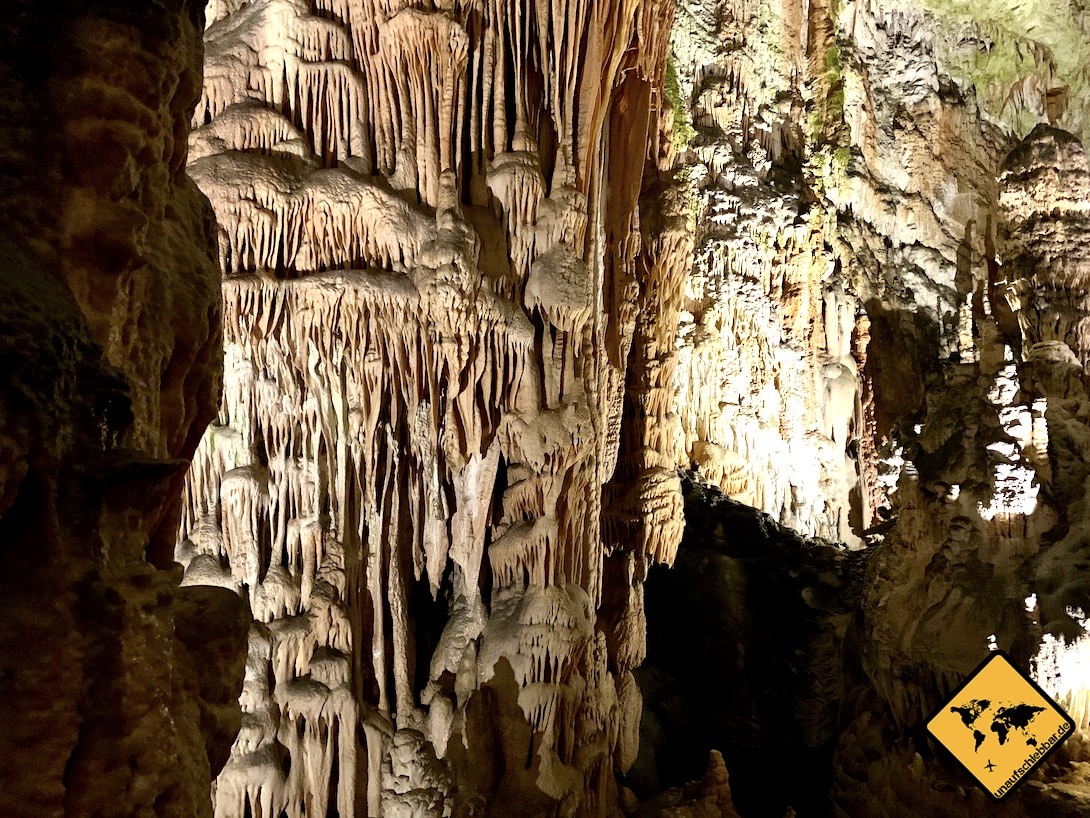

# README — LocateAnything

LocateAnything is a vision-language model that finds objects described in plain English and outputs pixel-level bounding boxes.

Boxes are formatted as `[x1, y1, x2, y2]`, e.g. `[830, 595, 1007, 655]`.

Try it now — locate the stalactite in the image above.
[184, 1, 684, 813]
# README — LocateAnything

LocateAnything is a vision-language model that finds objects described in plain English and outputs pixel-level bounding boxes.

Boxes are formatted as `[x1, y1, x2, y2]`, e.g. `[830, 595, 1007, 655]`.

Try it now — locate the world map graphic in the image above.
[949, 699, 1046, 752]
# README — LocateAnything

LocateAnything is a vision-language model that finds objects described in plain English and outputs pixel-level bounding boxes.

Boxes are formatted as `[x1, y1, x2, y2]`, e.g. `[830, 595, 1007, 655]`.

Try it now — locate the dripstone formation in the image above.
[182, 1, 686, 816]
[4, 0, 1090, 816]
[661, 0, 1090, 814]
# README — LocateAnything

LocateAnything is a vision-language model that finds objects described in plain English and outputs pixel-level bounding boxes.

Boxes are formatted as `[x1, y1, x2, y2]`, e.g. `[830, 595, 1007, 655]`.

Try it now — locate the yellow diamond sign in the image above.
[927, 651, 1075, 800]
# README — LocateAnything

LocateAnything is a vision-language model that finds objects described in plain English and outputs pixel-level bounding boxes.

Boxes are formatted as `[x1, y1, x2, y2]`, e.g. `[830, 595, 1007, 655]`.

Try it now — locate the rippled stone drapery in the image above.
[181, 1, 687, 815]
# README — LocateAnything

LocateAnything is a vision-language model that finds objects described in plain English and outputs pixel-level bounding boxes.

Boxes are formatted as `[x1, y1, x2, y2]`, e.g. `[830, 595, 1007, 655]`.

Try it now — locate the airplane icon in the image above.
[985, 760, 996, 772]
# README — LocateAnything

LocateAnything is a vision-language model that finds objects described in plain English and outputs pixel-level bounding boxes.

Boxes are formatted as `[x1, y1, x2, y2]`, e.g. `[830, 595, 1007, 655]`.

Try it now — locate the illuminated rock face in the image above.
[803, 7, 1090, 817]
[180, 0, 1090, 814]
[830, 122, 1090, 818]
[182, 1, 687, 816]
[661, 0, 1090, 814]
[0, 3, 247, 818]
[669, 0, 865, 547]
[668, 0, 1090, 552]
[4, 0, 1090, 815]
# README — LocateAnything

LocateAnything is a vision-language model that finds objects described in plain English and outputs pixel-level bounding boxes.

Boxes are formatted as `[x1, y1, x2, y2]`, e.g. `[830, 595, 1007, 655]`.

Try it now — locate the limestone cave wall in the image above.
[0, 3, 248, 817]
[4, 0, 1090, 816]
[663, 0, 1090, 814]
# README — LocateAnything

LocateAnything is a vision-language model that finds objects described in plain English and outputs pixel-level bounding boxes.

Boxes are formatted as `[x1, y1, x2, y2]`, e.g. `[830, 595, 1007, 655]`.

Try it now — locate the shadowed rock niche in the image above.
[180, 1, 687, 816]
[629, 479, 866, 817]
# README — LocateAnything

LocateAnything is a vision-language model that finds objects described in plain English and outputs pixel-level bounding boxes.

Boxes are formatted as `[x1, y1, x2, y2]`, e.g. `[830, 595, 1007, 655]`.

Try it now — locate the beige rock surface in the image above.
[177, 0, 1090, 813]
[6, 0, 1090, 815]
[182, 1, 688, 815]
[0, 3, 247, 817]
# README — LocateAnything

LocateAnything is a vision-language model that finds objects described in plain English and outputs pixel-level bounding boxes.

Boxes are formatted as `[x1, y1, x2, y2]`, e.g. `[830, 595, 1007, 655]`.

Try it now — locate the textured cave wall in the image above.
[835, 122, 1090, 818]
[180, 1, 688, 816]
[0, 3, 248, 817]
[668, 0, 866, 546]
[668, 0, 1090, 548]
[663, 0, 1090, 814]
[174, 0, 1090, 814]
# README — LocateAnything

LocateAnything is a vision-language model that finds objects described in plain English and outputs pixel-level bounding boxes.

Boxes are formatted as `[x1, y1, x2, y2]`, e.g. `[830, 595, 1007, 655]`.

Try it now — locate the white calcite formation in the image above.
[1035, 605, 1090, 736]
[175, 0, 1090, 813]
[669, 0, 867, 546]
[883, 122, 1090, 689]
[6, 0, 1090, 815]
[819, 8, 1090, 814]
[831, 118, 1090, 815]
[180, 1, 686, 815]
[668, 0, 1090, 551]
